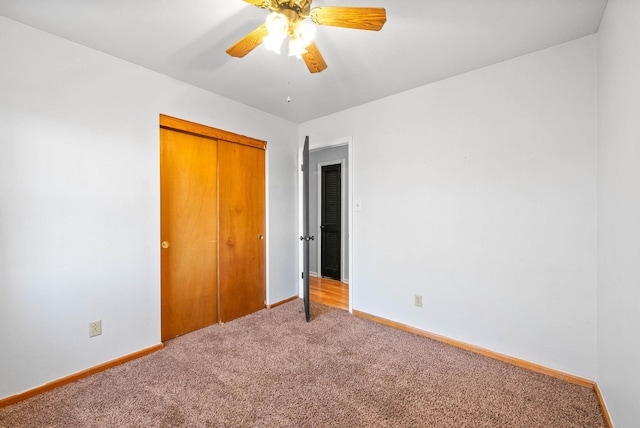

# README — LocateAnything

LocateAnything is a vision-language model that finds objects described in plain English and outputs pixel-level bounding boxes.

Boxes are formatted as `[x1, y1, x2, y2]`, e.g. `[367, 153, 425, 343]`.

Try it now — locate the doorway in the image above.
[318, 162, 343, 281]
[299, 139, 352, 312]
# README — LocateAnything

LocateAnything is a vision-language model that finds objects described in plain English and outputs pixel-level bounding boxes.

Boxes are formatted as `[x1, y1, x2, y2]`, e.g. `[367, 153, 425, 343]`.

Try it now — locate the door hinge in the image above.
[301, 272, 304, 279]
[301, 164, 304, 172]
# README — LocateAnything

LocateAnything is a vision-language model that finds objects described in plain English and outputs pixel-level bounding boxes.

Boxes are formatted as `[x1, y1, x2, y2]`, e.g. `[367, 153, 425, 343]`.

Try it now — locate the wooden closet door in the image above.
[218, 140, 266, 322]
[160, 128, 217, 340]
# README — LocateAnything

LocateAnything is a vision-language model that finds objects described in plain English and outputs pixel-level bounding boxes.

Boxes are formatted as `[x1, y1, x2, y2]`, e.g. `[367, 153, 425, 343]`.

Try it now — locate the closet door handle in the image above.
[259, 235, 264, 240]
[161, 241, 170, 249]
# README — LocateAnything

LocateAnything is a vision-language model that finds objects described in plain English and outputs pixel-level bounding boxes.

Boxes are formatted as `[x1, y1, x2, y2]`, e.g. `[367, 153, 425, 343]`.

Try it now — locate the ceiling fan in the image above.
[226, 0, 387, 73]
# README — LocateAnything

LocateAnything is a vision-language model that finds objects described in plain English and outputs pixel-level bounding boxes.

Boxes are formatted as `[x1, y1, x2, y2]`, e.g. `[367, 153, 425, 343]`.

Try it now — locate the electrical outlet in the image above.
[89, 320, 102, 337]
[414, 294, 423, 307]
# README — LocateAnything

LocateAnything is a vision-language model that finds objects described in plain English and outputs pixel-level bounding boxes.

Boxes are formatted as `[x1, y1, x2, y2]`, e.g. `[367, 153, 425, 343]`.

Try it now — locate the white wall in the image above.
[597, 0, 640, 425]
[300, 36, 598, 379]
[0, 16, 298, 400]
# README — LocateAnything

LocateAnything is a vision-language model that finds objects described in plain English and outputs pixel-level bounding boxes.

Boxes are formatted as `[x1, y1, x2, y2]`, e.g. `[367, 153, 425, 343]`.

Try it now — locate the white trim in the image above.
[264, 145, 270, 305]
[298, 146, 304, 298]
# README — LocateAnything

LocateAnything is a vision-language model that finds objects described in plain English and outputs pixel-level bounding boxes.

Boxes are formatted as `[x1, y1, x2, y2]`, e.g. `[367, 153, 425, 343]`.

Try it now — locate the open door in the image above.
[301, 136, 312, 322]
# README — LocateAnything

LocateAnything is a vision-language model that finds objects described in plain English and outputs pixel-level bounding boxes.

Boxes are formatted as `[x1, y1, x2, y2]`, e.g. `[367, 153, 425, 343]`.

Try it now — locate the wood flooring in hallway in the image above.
[309, 276, 349, 310]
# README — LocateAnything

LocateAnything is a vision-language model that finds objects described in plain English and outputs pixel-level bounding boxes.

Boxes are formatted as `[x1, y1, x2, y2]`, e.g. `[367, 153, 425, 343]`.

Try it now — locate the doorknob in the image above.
[259, 234, 264, 240]
[320, 225, 325, 229]
[161, 241, 170, 249]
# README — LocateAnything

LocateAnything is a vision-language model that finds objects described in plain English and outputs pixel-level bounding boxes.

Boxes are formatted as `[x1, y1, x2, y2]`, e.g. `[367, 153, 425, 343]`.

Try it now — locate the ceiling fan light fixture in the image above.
[293, 20, 316, 47]
[263, 12, 288, 53]
[263, 33, 285, 54]
[288, 37, 307, 59]
[289, 20, 315, 59]
[265, 11, 288, 36]
[230, 0, 386, 73]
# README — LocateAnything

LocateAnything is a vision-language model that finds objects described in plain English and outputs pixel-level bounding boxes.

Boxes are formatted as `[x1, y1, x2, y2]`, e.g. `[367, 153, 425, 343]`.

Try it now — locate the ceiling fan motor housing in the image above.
[270, 0, 312, 17]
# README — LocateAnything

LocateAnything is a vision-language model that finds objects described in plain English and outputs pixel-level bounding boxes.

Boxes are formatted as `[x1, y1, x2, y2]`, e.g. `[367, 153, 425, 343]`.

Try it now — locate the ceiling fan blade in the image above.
[226, 24, 269, 58]
[243, 0, 270, 8]
[302, 42, 327, 73]
[310, 7, 386, 31]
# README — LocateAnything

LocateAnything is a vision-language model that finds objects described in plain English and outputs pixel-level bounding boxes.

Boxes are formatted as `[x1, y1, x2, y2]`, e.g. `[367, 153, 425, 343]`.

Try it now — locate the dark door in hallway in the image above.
[320, 163, 341, 280]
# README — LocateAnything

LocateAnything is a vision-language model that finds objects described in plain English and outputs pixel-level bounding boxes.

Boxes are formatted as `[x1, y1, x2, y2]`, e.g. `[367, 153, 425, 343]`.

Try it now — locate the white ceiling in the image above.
[0, 0, 607, 123]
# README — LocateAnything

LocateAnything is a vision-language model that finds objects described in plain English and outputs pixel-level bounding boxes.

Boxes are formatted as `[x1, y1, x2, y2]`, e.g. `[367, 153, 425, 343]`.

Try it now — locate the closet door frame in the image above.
[159, 114, 267, 338]
[160, 115, 266, 150]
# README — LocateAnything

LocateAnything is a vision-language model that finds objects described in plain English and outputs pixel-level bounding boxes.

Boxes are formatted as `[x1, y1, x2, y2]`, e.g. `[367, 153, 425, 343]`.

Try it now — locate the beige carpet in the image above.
[0, 300, 605, 427]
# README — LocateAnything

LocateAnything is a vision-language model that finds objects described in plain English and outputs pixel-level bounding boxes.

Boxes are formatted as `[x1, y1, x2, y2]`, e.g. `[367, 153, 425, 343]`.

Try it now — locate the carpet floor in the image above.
[0, 300, 606, 427]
